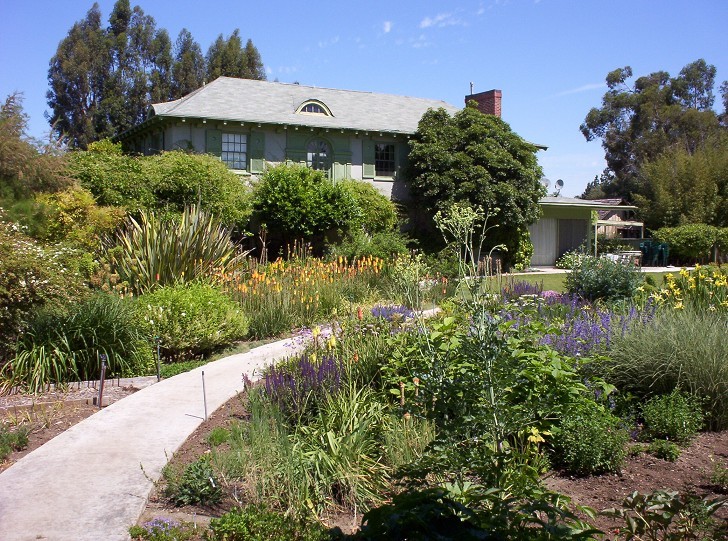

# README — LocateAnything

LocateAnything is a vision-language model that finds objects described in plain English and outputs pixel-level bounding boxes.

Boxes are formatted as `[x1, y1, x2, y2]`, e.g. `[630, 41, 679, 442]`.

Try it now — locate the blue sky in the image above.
[1, 0, 726, 196]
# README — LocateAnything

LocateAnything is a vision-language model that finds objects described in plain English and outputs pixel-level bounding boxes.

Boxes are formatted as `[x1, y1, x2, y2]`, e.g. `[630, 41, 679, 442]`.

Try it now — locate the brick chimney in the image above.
[465, 89, 502, 117]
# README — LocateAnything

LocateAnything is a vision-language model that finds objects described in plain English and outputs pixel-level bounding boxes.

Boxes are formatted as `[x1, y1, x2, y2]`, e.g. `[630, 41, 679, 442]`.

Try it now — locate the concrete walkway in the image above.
[0, 338, 302, 541]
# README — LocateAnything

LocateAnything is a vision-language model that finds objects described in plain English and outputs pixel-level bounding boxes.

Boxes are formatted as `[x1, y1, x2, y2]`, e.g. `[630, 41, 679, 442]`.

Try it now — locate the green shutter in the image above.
[206, 129, 222, 156]
[249, 131, 265, 173]
[396, 142, 409, 179]
[363, 140, 375, 179]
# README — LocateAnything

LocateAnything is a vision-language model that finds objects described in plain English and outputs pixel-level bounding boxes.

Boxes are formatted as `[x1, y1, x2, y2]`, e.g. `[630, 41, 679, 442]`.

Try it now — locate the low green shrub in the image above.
[641, 390, 704, 443]
[555, 249, 588, 269]
[604, 307, 728, 430]
[603, 490, 728, 540]
[163, 456, 222, 507]
[328, 229, 410, 261]
[207, 427, 230, 447]
[0, 425, 29, 460]
[653, 223, 726, 264]
[128, 518, 196, 540]
[208, 505, 330, 541]
[648, 439, 681, 461]
[551, 400, 628, 476]
[339, 180, 398, 234]
[2, 294, 153, 393]
[138, 282, 248, 362]
[565, 255, 643, 301]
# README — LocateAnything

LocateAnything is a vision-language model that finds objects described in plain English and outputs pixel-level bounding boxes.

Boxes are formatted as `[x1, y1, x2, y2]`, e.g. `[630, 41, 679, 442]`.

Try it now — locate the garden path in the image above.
[0, 337, 303, 541]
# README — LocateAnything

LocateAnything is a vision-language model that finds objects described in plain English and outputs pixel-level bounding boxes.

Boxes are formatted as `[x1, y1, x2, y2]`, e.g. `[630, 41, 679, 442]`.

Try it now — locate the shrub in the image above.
[138, 282, 248, 362]
[648, 439, 681, 461]
[110, 205, 249, 294]
[328, 229, 410, 261]
[551, 400, 628, 476]
[163, 456, 222, 506]
[2, 294, 153, 393]
[70, 143, 252, 228]
[605, 307, 728, 430]
[141, 151, 252, 229]
[653, 223, 724, 264]
[641, 390, 704, 443]
[32, 185, 125, 251]
[555, 249, 588, 269]
[0, 212, 86, 361]
[252, 164, 359, 253]
[565, 255, 643, 302]
[339, 179, 398, 234]
[208, 505, 329, 541]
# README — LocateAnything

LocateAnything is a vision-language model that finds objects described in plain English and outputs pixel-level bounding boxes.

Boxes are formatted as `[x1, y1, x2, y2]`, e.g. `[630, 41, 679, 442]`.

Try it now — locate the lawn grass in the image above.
[484, 270, 671, 295]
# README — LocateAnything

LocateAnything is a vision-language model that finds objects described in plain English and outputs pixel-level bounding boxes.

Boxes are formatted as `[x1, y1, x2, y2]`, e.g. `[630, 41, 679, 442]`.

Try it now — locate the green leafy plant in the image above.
[207, 427, 230, 447]
[710, 458, 728, 492]
[208, 505, 330, 541]
[603, 490, 728, 540]
[0, 425, 29, 460]
[2, 294, 153, 393]
[648, 439, 681, 462]
[109, 205, 249, 294]
[653, 223, 725, 264]
[163, 457, 222, 507]
[641, 390, 704, 443]
[565, 255, 643, 302]
[138, 282, 248, 362]
[551, 400, 628, 476]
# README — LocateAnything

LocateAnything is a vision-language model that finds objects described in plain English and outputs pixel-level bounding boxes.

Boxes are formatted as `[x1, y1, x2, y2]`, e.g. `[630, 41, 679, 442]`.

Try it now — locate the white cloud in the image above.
[410, 34, 431, 49]
[383, 21, 392, 33]
[318, 36, 340, 48]
[419, 13, 464, 29]
[552, 83, 606, 97]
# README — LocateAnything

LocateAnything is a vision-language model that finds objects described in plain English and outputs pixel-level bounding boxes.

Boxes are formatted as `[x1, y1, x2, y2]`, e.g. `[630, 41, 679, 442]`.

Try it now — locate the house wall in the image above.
[127, 120, 409, 199]
[529, 206, 595, 266]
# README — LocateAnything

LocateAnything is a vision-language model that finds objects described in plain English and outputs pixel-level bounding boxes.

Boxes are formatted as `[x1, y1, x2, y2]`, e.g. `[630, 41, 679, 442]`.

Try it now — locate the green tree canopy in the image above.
[205, 30, 266, 81]
[580, 59, 726, 201]
[635, 133, 728, 229]
[171, 29, 205, 97]
[47, 2, 266, 148]
[407, 103, 545, 268]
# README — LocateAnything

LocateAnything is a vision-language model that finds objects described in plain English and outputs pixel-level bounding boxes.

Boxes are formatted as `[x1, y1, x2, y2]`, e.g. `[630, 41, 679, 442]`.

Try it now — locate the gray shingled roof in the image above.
[151, 76, 460, 134]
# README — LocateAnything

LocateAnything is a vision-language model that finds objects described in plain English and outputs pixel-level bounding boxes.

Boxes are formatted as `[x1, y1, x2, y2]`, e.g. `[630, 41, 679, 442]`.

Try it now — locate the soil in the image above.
[3, 384, 727, 538]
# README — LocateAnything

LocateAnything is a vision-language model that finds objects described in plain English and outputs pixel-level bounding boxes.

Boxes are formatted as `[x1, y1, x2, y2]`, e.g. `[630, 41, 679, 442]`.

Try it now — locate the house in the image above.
[119, 77, 504, 200]
[592, 198, 644, 239]
[528, 197, 640, 266]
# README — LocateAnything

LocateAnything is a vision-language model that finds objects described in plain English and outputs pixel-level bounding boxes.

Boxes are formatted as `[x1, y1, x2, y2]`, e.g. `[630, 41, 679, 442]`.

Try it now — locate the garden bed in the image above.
[134, 389, 728, 538]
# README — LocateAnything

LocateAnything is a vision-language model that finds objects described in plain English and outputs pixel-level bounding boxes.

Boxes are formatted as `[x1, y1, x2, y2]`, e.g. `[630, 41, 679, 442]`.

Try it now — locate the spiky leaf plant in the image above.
[110, 205, 249, 294]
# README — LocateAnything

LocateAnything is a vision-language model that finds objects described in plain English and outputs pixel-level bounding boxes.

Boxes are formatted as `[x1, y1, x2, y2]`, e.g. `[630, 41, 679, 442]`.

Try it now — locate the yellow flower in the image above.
[674, 301, 684, 310]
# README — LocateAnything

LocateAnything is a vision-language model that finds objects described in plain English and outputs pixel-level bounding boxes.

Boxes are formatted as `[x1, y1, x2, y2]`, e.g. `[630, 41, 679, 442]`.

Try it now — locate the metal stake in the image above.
[202, 370, 208, 421]
[98, 355, 107, 409]
[155, 336, 161, 382]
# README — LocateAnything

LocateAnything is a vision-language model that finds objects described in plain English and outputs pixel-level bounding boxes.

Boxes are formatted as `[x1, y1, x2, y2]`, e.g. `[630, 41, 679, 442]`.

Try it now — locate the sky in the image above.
[1, 0, 726, 197]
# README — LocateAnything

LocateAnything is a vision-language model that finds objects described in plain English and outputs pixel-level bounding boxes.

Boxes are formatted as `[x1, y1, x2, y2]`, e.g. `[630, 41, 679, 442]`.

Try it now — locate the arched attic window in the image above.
[295, 99, 333, 116]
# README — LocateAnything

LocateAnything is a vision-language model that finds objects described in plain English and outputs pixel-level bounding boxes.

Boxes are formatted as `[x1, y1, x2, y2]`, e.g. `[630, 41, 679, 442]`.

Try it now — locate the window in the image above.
[295, 100, 333, 116]
[307, 139, 331, 172]
[222, 133, 247, 169]
[375, 143, 395, 177]
[302, 103, 326, 114]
